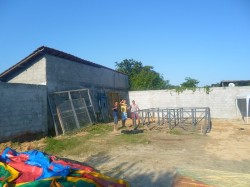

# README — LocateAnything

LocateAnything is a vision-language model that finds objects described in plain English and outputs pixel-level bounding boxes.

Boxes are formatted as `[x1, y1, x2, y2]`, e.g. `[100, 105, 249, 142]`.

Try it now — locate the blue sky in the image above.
[0, 0, 249, 86]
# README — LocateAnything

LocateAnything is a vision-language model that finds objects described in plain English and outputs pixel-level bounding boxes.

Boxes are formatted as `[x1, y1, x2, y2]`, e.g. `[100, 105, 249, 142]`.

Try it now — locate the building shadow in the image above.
[237, 99, 250, 119]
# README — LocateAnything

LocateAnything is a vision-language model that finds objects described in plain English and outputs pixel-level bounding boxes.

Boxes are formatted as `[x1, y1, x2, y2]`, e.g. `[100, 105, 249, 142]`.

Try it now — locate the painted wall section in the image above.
[129, 87, 250, 119]
[0, 82, 47, 142]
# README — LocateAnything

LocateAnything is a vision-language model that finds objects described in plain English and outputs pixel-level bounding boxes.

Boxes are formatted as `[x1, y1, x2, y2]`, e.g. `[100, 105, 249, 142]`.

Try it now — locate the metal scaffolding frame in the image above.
[136, 107, 211, 134]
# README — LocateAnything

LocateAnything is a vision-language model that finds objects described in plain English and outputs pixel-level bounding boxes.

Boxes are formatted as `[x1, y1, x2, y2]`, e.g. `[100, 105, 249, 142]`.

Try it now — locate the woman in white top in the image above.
[130, 100, 140, 127]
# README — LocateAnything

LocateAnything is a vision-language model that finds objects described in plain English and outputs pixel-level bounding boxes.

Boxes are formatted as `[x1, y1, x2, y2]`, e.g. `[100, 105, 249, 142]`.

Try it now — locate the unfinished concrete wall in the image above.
[3, 53, 129, 125]
[129, 86, 250, 119]
[0, 82, 47, 142]
[8, 57, 46, 85]
[45, 54, 128, 92]
[45, 54, 129, 120]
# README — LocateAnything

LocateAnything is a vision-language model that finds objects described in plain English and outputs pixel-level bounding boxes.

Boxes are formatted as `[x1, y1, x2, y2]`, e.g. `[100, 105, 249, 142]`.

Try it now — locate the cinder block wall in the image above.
[8, 57, 46, 85]
[129, 86, 250, 119]
[45, 54, 128, 92]
[45, 54, 129, 119]
[0, 82, 47, 142]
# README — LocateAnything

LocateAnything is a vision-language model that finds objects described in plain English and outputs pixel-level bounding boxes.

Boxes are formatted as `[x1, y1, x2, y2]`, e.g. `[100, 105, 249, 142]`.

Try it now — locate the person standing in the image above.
[120, 99, 128, 128]
[112, 102, 119, 131]
[130, 100, 140, 127]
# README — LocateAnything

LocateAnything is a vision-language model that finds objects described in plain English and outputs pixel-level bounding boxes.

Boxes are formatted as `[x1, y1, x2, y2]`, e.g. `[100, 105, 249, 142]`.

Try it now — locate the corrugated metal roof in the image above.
[0, 46, 123, 81]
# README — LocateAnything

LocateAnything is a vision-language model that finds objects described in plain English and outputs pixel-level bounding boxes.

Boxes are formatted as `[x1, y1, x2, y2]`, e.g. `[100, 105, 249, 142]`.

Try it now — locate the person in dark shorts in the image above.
[120, 99, 128, 128]
[112, 101, 119, 131]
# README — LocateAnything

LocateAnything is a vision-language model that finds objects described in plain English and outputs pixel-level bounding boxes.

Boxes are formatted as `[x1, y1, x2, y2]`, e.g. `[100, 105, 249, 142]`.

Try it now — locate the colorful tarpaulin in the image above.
[0, 148, 129, 187]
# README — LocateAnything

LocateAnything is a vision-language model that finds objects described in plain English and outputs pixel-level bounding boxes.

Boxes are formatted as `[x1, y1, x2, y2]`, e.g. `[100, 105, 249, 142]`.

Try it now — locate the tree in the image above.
[115, 59, 169, 90]
[180, 77, 199, 88]
[115, 59, 142, 77]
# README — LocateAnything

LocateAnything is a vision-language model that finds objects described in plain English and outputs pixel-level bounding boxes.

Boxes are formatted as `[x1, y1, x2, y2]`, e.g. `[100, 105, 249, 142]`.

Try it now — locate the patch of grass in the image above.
[43, 124, 114, 156]
[44, 137, 65, 155]
[169, 129, 184, 135]
[111, 134, 151, 145]
[44, 134, 92, 155]
[80, 124, 113, 135]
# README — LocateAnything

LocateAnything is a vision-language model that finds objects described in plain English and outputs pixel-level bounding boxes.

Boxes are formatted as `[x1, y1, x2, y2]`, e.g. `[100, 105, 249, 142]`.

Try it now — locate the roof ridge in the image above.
[0, 46, 124, 81]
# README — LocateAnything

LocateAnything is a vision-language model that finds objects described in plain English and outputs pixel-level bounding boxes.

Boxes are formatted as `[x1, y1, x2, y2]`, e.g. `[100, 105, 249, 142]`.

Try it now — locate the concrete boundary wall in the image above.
[129, 86, 250, 120]
[0, 82, 47, 142]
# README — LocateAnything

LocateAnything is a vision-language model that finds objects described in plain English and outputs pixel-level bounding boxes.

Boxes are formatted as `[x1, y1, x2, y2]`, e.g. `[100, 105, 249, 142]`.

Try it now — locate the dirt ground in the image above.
[74, 119, 250, 187]
[2, 119, 250, 187]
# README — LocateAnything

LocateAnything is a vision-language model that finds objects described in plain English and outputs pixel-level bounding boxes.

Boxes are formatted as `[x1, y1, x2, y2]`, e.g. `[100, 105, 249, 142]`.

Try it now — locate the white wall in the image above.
[129, 86, 250, 119]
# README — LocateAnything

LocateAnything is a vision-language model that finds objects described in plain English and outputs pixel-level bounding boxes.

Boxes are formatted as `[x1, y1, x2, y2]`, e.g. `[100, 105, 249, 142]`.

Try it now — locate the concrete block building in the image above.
[0, 46, 129, 141]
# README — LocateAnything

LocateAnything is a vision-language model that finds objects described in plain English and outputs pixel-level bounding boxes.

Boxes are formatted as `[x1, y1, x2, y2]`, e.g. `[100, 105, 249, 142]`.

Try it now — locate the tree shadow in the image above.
[84, 152, 176, 187]
[82, 150, 250, 187]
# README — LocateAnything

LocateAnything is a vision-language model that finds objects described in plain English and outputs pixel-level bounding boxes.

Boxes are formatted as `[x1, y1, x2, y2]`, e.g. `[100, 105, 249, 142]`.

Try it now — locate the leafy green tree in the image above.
[115, 59, 142, 77]
[131, 66, 167, 90]
[180, 77, 199, 88]
[115, 59, 169, 90]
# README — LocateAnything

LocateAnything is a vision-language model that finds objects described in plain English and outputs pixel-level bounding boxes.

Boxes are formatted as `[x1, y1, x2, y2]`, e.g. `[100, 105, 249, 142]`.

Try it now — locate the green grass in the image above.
[80, 123, 113, 135]
[44, 133, 89, 153]
[169, 129, 184, 135]
[43, 123, 152, 156]
[43, 124, 114, 156]
[44, 137, 65, 154]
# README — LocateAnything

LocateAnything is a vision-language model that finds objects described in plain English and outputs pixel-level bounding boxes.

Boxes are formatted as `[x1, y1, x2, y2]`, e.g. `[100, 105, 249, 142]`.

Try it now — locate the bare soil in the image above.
[2, 119, 250, 187]
[79, 119, 250, 187]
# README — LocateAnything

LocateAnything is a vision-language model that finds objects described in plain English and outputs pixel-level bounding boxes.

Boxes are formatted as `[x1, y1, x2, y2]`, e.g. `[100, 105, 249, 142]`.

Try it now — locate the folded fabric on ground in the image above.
[0, 147, 129, 187]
